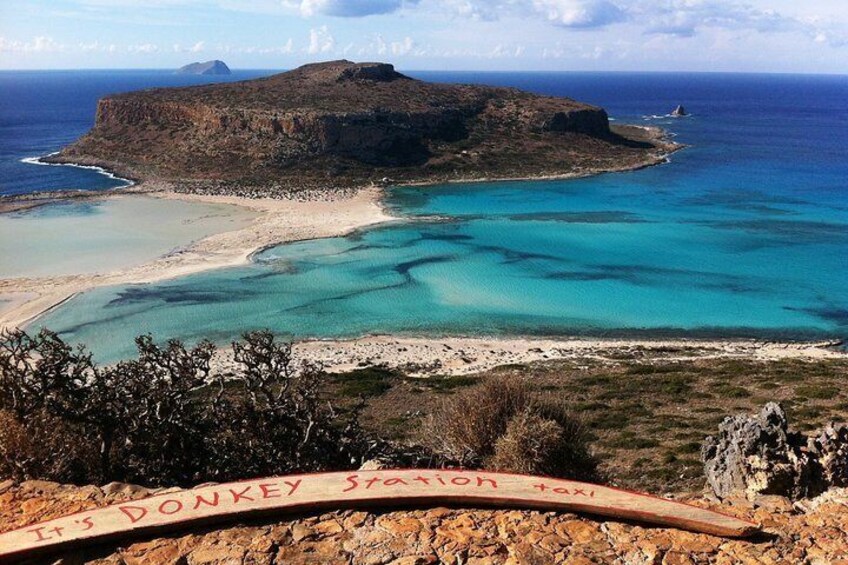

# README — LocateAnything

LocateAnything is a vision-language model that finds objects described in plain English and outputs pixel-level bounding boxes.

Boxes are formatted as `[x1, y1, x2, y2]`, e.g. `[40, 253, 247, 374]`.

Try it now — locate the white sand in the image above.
[208, 335, 845, 377]
[0, 185, 395, 330]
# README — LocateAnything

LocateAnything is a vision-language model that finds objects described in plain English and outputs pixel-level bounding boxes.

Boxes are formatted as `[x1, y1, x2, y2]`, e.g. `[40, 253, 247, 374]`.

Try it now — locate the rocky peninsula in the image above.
[46, 60, 678, 194]
[0, 60, 686, 331]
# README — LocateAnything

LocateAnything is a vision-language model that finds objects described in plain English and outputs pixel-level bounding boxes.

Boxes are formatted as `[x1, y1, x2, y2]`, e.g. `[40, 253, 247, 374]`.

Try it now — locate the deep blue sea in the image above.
[0, 70, 272, 195]
[2, 70, 847, 361]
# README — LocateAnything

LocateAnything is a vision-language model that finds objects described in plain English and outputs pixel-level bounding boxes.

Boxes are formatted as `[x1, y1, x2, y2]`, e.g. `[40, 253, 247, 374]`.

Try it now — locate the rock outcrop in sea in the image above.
[671, 104, 687, 116]
[702, 402, 848, 500]
[177, 60, 231, 75]
[51, 60, 678, 192]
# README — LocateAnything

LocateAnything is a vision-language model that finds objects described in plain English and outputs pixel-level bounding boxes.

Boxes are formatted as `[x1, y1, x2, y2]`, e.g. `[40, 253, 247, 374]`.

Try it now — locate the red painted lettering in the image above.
[554, 487, 570, 495]
[119, 505, 148, 524]
[77, 517, 95, 531]
[159, 500, 183, 515]
[533, 483, 549, 492]
[383, 478, 409, 486]
[343, 474, 359, 493]
[28, 527, 49, 542]
[284, 479, 301, 496]
[476, 476, 497, 489]
[229, 486, 254, 503]
[413, 476, 431, 485]
[364, 477, 381, 489]
[194, 492, 220, 509]
[260, 483, 281, 499]
[451, 477, 471, 486]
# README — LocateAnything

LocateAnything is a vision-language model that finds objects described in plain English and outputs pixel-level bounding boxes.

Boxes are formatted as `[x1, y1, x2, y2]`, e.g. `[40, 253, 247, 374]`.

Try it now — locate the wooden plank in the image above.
[0, 469, 760, 562]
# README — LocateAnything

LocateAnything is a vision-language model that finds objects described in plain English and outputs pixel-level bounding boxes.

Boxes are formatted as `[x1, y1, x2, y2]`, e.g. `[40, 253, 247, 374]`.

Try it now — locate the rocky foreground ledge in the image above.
[4, 403, 848, 563]
[1, 479, 846, 564]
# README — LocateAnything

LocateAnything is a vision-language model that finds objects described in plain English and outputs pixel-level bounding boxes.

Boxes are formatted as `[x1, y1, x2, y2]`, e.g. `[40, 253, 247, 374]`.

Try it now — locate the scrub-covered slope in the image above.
[54, 60, 676, 190]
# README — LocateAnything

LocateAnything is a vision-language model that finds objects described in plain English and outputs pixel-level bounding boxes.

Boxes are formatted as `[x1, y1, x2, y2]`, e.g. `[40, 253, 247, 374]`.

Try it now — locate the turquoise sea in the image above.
[2, 71, 846, 361]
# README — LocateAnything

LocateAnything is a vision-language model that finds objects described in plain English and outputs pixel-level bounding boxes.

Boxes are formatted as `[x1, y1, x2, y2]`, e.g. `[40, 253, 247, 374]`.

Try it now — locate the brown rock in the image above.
[557, 519, 601, 543]
[2, 479, 847, 565]
[102, 481, 152, 499]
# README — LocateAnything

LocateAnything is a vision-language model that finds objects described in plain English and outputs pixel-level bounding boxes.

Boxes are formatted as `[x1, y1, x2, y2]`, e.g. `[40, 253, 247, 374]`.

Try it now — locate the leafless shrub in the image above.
[0, 409, 98, 483]
[489, 407, 564, 475]
[0, 328, 379, 487]
[422, 377, 530, 465]
[422, 377, 597, 480]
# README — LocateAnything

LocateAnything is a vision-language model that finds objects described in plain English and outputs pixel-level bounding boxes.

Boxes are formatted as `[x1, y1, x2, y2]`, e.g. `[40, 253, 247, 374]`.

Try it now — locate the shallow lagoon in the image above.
[35, 170, 848, 362]
[0, 196, 255, 278]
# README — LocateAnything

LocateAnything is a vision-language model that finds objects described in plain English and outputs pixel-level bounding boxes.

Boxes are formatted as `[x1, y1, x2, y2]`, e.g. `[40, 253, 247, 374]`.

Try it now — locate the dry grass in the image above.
[329, 355, 848, 493]
[418, 378, 597, 480]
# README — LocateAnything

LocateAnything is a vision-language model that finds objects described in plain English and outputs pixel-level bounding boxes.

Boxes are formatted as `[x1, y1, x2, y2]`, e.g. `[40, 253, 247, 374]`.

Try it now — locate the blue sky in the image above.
[1, 0, 846, 73]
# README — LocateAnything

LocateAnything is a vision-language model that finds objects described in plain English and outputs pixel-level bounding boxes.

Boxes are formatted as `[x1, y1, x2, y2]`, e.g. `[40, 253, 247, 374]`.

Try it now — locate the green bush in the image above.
[332, 366, 396, 397]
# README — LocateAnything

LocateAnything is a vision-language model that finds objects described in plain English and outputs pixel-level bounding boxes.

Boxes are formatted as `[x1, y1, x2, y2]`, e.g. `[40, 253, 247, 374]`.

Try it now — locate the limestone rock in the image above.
[702, 403, 848, 501]
[101, 481, 152, 499]
[808, 423, 848, 487]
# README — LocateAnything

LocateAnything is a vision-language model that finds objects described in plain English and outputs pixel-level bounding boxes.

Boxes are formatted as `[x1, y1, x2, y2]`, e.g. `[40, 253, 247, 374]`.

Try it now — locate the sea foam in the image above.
[20, 152, 134, 187]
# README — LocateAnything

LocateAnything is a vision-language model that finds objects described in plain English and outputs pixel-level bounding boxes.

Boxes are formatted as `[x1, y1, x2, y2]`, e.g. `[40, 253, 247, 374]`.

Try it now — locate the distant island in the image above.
[48, 60, 678, 195]
[177, 59, 231, 76]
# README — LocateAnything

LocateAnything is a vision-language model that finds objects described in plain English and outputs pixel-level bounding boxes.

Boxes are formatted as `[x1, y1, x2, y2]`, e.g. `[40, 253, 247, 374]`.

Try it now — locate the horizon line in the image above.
[1, 67, 847, 77]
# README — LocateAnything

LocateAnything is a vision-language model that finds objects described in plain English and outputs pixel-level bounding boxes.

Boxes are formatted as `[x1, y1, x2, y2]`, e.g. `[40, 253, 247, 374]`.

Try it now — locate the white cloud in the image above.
[633, 0, 847, 48]
[391, 36, 415, 55]
[171, 41, 205, 53]
[0, 36, 64, 53]
[307, 25, 336, 54]
[217, 39, 296, 55]
[429, 0, 625, 28]
[640, 1, 799, 37]
[433, 0, 502, 20]
[357, 34, 421, 57]
[128, 43, 160, 54]
[375, 34, 388, 55]
[79, 41, 103, 52]
[488, 43, 526, 58]
[285, 0, 416, 17]
[532, 0, 626, 28]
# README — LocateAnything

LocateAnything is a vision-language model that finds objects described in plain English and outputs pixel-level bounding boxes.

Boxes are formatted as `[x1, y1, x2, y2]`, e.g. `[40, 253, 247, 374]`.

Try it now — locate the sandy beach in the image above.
[208, 335, 846, 377]
[0, 184, 396, 330]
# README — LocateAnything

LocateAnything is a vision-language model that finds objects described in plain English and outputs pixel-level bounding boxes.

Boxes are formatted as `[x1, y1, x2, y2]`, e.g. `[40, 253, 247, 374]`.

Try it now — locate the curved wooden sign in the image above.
[0, 469, 759, 562]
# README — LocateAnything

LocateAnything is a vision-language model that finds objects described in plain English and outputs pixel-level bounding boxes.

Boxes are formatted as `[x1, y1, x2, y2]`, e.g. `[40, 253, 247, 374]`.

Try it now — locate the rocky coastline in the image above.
[42, 60, 681, 195]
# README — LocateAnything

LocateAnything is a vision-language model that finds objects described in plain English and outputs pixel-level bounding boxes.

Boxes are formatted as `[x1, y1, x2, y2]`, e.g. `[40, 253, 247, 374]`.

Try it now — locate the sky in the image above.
[0, 0, 846, 73]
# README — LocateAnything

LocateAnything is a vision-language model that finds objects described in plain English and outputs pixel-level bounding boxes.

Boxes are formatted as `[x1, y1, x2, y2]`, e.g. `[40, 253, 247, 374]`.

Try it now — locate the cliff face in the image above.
[56, 61, 672, 189]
